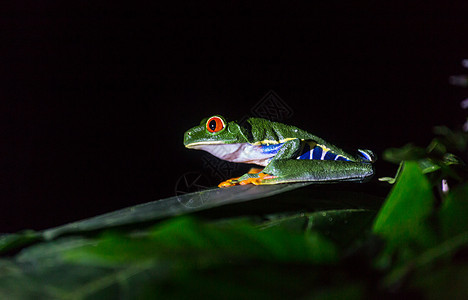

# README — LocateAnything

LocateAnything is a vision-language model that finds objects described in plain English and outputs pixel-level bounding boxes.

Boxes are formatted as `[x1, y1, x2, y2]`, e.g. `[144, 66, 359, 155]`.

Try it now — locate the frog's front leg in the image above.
[218, 139, 302, 187]
[218, 167, 266, 187]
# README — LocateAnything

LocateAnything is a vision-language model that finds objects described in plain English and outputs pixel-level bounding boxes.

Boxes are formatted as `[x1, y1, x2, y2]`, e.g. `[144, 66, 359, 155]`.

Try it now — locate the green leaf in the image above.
[379, 183, 468, 288]
[433, 126, 468, 152]
[379, 162, 403, 184]
[417, 158, 441, 174]
[439, 183, 468, 239]
[383, 144, 427, 164]
[16, 237, 98, 266]
[0, 217, 342, 299]
[382, 231, 468, 288]
[0, 257, 125, 299]
[0, 231, 41, 255]
[372, 161, 436, 263]
[42, 183, 311, 240]
[259, 209, 376, 249]
[410, 263, 468, 300]
[63, 217, 338, 267]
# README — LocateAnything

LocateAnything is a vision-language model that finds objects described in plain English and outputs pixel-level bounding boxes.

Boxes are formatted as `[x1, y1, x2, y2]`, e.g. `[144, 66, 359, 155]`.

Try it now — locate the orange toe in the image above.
[239, 173, 277, 186]
[218, 173, 276, 187]
[247, 167, 264, 174]
[218, 177, 240, 188]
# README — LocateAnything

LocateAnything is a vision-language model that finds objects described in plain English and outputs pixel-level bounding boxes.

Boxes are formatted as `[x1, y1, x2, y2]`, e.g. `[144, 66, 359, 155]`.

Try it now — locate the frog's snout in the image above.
[183, 131, 191, 146]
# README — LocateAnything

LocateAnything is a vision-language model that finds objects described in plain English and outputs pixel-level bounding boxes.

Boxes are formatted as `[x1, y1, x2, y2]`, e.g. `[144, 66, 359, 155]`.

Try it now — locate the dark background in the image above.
[2, 2, 468, 232]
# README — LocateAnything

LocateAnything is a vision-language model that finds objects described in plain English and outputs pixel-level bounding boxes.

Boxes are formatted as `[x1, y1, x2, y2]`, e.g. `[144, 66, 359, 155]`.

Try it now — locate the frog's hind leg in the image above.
[259, 159, 374, 185]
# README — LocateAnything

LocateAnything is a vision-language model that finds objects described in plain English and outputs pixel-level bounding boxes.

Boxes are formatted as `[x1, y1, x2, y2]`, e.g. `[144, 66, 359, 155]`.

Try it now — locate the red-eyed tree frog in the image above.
[184, 116, 375, 188]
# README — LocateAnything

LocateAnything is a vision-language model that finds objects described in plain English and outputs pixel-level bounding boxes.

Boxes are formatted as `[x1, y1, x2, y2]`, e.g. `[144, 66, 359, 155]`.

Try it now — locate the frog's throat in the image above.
[185, 142, 273, 166]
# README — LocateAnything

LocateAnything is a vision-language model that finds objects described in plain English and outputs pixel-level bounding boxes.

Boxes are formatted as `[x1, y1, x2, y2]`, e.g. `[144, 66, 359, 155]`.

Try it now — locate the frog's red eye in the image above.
[206, 116, 225, 133]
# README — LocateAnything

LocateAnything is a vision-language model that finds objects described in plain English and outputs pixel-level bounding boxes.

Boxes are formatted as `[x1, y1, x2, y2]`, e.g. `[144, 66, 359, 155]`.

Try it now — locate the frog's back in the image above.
[247, 117, 374, 163]
[247, 117, 323, 143]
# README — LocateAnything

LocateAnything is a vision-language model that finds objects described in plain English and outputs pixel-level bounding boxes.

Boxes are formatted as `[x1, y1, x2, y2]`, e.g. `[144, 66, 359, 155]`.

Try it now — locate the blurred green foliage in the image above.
[0, 127, 467, 299]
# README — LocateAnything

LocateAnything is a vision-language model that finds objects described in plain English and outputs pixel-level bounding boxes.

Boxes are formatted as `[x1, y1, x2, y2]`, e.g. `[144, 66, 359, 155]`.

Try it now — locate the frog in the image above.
[183, 115, 375, 188]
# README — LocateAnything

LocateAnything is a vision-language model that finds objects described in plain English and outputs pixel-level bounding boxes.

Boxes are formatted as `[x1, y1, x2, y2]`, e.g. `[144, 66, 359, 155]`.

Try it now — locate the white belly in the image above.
[190, 143, 275, 166]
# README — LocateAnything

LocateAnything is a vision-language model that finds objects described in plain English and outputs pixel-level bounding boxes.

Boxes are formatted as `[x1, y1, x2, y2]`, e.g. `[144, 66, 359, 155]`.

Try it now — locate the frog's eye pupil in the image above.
[209, 120, 217, 131]
[206, 116, 225, 133]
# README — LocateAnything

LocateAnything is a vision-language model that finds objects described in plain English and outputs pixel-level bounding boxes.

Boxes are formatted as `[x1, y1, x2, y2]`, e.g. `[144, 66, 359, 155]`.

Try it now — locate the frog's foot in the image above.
[239, 172, 277, 185]
[218, 172, 277, 187]
[218, 177, 241, 188]
[218, 168, 265, 187]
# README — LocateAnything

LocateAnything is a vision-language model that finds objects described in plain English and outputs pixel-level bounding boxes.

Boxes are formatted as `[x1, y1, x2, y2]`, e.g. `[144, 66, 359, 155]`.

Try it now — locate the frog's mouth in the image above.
[185, 141, 225, 149]
[185, 142, 272, 166]
[185, 142, 246, 161]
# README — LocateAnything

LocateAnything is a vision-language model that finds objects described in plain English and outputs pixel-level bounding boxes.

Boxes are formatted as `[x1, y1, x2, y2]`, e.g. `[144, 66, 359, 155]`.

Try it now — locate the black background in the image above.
[2, 1, 468, 232]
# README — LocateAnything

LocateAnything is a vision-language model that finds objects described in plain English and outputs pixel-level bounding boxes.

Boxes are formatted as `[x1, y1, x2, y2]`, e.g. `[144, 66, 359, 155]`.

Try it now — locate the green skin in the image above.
[184, 116, 375, 186]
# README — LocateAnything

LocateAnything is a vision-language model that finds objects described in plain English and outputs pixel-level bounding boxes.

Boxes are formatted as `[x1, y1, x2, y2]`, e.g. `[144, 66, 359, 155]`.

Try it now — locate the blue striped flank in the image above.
[260, 143, 285, 155]
[297, 142, 311, 159]
[312, 146, 322, 160]
[324, 151, 336, 160]
[297, 144, 351, 161]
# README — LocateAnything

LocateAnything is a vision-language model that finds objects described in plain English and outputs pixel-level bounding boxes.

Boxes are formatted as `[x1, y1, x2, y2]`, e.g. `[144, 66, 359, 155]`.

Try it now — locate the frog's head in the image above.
[184, 115, 250, 149]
